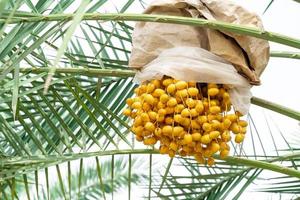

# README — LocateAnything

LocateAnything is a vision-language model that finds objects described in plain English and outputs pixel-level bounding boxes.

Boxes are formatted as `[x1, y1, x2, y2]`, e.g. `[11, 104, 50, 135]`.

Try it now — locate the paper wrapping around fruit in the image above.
[129, 0, 270, 85]
[134, 47, 252, 115]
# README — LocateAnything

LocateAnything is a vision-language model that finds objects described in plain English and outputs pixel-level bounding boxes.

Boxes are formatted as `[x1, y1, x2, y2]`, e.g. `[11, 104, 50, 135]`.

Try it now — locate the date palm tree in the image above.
[0, 0, 300, 199]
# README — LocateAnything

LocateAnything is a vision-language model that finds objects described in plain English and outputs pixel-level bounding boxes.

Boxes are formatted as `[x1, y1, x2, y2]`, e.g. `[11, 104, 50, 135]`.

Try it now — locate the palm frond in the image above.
[1, 13, 300, 49]
[2, 155, 146, 200]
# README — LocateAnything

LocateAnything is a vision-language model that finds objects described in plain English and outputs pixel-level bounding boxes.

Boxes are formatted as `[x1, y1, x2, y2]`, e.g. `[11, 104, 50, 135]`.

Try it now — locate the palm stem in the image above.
[2, 149, 300, 180]
[1, 13, 300, 49]
[270, 51, 300, 59]
[251, 97, 300, 121]
[4, 67, 135, 77]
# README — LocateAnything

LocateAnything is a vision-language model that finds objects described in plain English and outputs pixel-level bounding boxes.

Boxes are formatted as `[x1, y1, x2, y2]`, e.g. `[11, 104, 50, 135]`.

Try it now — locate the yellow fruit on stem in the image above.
[202, 123, 212, 132]
[211, 120, 221, 130]
[130, 111, 137, 118]
[134, 116, 142, 125]
[143, 137, 157, 145]
[141, 113, 150, 122]
[165, 107, 174, 114]
[132, 102, 142, 110]
[230, 123, 240, 134]
[157, 102, 165, 109]
[210, 100, 219, 106]
[126, 98, 134, 106]
[145, 122, 155, 132]
[194, 143, 202, 152]
[136, 135, 144, 142]
[175, 104, 185, 113]
[192, 133, 201, 141]
[167, 84, 176, 94]
[207, 157, 215, 166]
[160, 94, 169, 103]
[190, 109, 198, 117]
[184, 134, 193, 144]
[206, 114, 216, 122]
[210, 142, 220, 154]
[188, 87, 199, 96]
[181, 118, 191, 127]
[169, 142, 178, 151]
[134, 88, 140, 95]
[203, 149, 212, 158]
[209, 131, 220, 139]
[176, 89, 188, 98]
[148, 111, 157, 121]
[195, 102, 204, 114]
[191, 120, 201, 129]
[157, 115, 165, 122]
[240, 127, 247, 134]
[173, 126, 184, 137]
[238, 120, 248, 127]
[161, 137, 170, 146]
[153, 89, 165, 97]
[226, 114, 238, 122]
[223, 92, 230, 100]
[235, 133, 245, 143]
[220, 149, 229, 159]
[167, 98, 177, 107]
[162, 125, 173, 135]
[208, 88, 219, 96]
[201, 134, 211, 144]
[142, 103, 151, 112]
[220, 142, 229, 150]
[223, 118, 232, 129]
[154, 128, 162, 137]
[218, 88, 225, 96]
[186, 98, 196, 108]
[159, 145, 169, 154]
[165, 117, 174, 125]
[151, 79, 161, 88]
[123, 108, 131, 116]
[181, 108, 190, 118]
[168, 150, 176, 158]
[132, 126, 143, 136]
[158, 109, 167, 116]
[146, 83, 155, 93]
[174, 114, 182, 123]
[175, 81, 188, 90]
[195, 154, 205, 164]
[144, 94, 155, 105]
[221, 131, 231, 142]
[209, 106, 221, 114]
[197, 116, 207, 124]
[142, 131, 152, 137]
[162, 78, 173, 87]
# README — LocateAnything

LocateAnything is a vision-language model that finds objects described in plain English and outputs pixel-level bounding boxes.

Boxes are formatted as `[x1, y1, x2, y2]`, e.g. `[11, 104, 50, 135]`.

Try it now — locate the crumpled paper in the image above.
[129, 0, 270, 85]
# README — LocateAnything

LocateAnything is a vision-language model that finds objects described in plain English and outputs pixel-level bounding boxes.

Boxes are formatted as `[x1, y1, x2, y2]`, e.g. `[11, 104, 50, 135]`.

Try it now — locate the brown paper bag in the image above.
[129, 0, 270, 85]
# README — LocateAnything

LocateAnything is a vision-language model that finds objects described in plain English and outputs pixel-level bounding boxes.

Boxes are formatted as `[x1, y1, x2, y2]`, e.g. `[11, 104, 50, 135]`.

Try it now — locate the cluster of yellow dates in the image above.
[123, 77, 248, 166]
